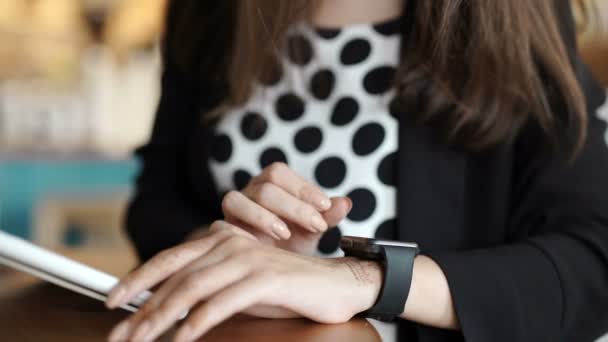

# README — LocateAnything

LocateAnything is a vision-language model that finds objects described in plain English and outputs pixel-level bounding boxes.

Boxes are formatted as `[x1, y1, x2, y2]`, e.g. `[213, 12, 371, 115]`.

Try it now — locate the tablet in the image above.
[0, 230, 150, 312]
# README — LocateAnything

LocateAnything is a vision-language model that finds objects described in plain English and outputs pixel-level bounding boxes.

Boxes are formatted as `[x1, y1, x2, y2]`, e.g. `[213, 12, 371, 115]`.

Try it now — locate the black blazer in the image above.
[125, 1, 608, 341]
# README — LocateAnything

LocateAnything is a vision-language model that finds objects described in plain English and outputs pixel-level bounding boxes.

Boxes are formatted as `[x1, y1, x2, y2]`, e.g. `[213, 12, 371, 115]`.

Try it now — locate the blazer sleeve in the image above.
[125, 56, 222, 262]
[125, 0, 226, 261]
[427, 4, 608, 342]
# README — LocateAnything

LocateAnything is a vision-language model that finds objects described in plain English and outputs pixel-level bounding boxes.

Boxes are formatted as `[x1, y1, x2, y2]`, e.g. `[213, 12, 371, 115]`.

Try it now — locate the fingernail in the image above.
[131, 320, 151, 341]
[108, 321, 131, 342]
[269, 231, 282, 241]
[106, 285, 126, 308]
[345, 197, 353, 212]
[272, 222, 291, 240]
[311, 215, 327, 232]
[317, 198, 331, 211]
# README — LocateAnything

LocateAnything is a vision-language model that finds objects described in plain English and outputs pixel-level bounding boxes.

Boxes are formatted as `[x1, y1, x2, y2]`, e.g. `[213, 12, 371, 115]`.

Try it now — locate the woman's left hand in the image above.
[105, 220, 382, 342]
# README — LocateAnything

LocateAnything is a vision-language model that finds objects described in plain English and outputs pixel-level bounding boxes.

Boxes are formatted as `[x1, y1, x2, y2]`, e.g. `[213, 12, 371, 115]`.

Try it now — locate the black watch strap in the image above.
[365, 245, 418, 321]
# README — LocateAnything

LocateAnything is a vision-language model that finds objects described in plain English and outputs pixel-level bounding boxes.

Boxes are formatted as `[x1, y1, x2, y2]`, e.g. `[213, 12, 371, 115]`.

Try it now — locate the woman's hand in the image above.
[221, 162, 352, 254]
[106, 220, 382, 342]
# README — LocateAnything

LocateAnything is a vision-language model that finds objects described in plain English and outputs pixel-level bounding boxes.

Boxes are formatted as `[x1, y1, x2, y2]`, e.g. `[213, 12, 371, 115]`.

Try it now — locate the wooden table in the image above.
[0, 266, 382, 341]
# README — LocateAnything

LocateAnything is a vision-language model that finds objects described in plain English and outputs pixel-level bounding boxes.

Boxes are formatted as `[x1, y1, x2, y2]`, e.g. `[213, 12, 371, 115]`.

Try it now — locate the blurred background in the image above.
[0, 0, 166, 270]
[0, 0, 606, 273]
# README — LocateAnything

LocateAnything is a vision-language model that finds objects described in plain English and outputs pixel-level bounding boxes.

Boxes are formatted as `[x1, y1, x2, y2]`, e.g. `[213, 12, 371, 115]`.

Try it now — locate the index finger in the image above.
[251, 162, 331, 211]
[105, 230, 229, 309]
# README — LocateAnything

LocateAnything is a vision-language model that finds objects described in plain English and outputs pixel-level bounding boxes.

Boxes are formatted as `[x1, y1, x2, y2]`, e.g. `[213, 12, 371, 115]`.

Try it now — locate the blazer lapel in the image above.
[397, 121, 468, 251]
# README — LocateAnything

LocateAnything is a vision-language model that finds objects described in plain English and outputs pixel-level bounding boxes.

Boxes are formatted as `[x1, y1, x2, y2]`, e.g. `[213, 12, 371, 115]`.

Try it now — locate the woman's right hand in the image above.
[220, 162, 352, 255]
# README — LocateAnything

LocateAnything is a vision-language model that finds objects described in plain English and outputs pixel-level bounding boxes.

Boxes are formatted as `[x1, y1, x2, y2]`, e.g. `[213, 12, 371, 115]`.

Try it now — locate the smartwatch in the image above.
[340, 236, 419, 322]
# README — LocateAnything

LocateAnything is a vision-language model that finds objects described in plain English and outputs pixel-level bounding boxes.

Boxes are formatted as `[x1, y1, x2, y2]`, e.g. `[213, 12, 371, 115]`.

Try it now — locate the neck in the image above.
[312, 0, 404, 28]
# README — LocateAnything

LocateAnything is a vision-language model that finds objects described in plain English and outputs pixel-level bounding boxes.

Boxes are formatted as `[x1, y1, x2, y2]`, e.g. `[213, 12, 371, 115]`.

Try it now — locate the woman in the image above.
[106, 0, 608, 341]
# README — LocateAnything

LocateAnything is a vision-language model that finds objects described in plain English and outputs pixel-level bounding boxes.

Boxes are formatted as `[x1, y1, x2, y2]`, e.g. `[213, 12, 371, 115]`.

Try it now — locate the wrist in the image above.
[336, 257, 383, 315]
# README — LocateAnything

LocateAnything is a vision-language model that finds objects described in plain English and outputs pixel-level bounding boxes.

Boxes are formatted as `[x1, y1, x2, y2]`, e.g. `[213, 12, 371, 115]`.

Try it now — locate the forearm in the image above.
[351, 255, 459, 330]
[402, 255, 459, 329]
[191, 229, 458, 328]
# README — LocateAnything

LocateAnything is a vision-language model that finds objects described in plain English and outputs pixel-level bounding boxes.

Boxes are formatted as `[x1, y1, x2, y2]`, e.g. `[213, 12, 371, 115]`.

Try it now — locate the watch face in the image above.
[373, 239, 419, 249]
[340, 236, 381, 258]
[340, 236, 371, 249]
[340, 236, 419, 255]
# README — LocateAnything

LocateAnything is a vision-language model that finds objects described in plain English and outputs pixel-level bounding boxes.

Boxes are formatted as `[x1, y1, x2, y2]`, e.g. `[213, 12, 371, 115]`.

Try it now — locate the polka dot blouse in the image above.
[209, 17, 402, 256]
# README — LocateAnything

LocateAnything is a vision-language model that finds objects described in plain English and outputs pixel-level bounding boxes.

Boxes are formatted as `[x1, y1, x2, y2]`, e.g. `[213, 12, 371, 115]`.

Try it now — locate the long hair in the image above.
[166, 0, 586, 155]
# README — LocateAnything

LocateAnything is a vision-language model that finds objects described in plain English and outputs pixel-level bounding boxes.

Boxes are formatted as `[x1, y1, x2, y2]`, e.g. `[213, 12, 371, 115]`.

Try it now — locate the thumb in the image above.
[322, 197, 352, 228]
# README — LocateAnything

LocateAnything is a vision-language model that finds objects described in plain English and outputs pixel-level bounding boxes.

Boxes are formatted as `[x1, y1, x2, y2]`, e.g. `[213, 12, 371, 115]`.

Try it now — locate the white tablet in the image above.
[0, 230, 150, 312]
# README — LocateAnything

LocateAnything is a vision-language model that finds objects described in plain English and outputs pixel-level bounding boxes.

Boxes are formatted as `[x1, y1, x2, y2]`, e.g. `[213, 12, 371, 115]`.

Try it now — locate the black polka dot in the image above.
[363, 66, 396, 95]
[275, 93, 305, 121]
[377, 152, 396, 186]
[318, 226, 342, 254]
[375, 218, 397, 240]
[347, 188, 377, 222]
[260, 147, 288, 168]
[314, 157, 346, 188]
[340, 38, 372, 65]
[310, 69, 335, 100]
[233, 169, 252, 190]
[352, 122, 386, 156]
[316, 28, 341, 40]
[331, 97, 359, 126]
[211, 133, 232, 162]
[294, 126, 323, 153]
[373, 18, 401, 36]
[240, 112, 267, 141]
[287, 34, 313, 66]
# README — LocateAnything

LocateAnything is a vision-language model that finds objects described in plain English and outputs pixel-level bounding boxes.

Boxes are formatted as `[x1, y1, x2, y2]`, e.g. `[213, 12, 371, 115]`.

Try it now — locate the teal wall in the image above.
[0, 159, 139, 239]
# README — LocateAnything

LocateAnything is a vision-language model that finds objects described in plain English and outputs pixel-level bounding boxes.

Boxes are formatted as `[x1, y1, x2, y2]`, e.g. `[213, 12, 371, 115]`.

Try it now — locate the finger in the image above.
[243, 305, 300, 319]
[138, 233, 250, 314]
[249, 162, 331, 211]
[224, 215, 277, 245]
[127, 255, 253, 342]
[110, 232, 255, 341]
[208, 220, 258, 241]
[246, 182, 328, 233]
[322, 197, 353, 227]
[106, 225, 230, 309]
[173, 274, 276, 342]
[222, 190, 291, 240]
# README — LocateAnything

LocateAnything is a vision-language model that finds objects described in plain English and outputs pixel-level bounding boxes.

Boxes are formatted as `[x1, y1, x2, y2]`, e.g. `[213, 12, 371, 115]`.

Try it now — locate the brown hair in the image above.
[167, 0, 586, 155]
